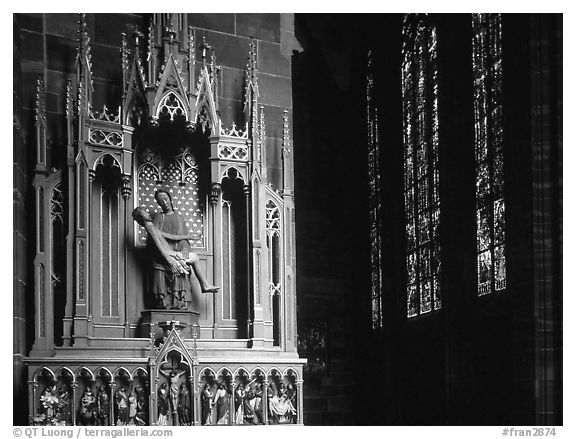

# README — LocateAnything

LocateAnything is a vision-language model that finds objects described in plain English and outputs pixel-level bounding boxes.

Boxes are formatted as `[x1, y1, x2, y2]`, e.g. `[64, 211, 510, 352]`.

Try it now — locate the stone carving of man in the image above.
[157, 383, 169, 426]
[159, 368, 186, 423]
[132, 204, 218, 310]
[96, 385, 110, 426]
[178, 383, 191, 426]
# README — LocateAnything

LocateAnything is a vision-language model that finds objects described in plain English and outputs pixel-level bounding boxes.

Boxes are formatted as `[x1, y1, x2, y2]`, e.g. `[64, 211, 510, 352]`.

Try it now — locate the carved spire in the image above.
[166, 23, 177, 45]
[248, 36, 258, 79]
[147, 20, 157, 86]
[35, 79, 47, 172]
[282, 110, 291, 157]
[188, 26, 195, 96]
[75, 13, 93, 117]
[35, 79, 46, 124]
[199, 37, 211, 69]
[244, 37, 259, 111]
[259, 105, 266, 169]
[65, 80, 75, 152]
[121, 33, 130, 93]
[282, 110, 292, 195]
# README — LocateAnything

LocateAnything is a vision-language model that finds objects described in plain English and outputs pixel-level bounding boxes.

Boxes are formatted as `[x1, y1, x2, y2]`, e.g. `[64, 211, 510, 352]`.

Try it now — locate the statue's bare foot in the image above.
[201, 285, 219, 294]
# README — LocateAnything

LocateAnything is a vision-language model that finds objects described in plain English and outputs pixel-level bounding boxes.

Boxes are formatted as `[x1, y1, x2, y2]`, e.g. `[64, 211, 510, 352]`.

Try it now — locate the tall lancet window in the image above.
[402, 16, 442, 318]
[367, 51, 383, 328]
[472, 14, 506, 296]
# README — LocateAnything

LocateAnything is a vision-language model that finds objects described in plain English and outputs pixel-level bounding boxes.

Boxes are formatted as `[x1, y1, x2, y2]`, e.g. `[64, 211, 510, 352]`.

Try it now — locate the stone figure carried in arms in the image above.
[132, 189, 218, 310]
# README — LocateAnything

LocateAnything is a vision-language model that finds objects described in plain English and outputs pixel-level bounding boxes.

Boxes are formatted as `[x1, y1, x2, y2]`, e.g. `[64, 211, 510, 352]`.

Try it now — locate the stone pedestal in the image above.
[141, 309, 200, 340]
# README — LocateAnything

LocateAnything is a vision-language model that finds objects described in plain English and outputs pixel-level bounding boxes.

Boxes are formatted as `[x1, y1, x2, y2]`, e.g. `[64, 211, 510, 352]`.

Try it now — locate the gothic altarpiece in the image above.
[25, 14, 303, 426]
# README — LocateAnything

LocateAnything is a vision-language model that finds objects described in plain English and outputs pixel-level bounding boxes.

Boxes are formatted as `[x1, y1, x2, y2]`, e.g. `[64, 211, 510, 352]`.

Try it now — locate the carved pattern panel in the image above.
[137, 146, 205, 247]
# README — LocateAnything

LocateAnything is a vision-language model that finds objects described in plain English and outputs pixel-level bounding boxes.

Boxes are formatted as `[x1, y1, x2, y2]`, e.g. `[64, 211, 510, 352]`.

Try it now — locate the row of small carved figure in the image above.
[33, 384, 147, 427]
[198, 379, 297, 425]
[33, 380, 297, 426]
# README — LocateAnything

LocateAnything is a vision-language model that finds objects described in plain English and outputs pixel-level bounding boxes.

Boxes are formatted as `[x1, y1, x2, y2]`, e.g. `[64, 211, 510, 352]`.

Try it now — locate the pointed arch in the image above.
[124, 59, 148, 126]
[152, 53, 192, 121]
[283, 368, 299, 381]
[220, 166, 247, 184]
[216, 367, 233, 378]
[54, 366, 75, 381]
[266, 367, 282, 380]
[94, 366, 113, 381]
[152, 328, 196, 379]
[194, 67, 219, 134]
[92, 152, 122, 173]
[34, 367, 56, 382]
[132, 367, 149, 378]
[75, 366, 95, 382]
[113, 366, 132, 380]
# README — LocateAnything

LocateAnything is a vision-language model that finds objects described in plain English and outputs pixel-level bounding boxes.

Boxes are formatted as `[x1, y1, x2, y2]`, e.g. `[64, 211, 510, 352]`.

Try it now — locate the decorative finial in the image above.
[166, 25, 177, 44]
[199, 37, 212, 67]
[133, 27, 144, 47]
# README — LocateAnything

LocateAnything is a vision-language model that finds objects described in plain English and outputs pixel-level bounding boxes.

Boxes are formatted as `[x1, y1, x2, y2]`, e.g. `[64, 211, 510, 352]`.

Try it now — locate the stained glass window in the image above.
[402, 15, 442, 318]
[367, 51, 384, 328]
[472, 14, 506, 296]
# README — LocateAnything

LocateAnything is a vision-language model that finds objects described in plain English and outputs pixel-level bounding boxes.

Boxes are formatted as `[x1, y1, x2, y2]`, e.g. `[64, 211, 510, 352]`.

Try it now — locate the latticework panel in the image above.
[137, 147, 205, 247]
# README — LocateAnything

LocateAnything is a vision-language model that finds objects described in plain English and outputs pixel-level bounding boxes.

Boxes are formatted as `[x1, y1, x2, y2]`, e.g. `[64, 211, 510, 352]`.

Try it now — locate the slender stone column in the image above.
[70, 382, 78, 426]
[30, 381, 38, 423]
[109, 382, 116, 426]
[296, 380, 304, 425]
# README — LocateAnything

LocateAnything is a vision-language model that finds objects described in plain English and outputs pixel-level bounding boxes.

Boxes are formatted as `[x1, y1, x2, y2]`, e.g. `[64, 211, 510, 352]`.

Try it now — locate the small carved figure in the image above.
[243, 386, 256, 424]
[253, 381, 264, 424]
[177, 383, 191, 426]
[57, 384, 72, 425]
[201, 382, 214, 425]
[286, 382, 297, 422]
[134, 385, 147, 426]
[159, 368, 186, 424]
[128, 391, 137, 425]
[234, 383, 245, 424]
[132, 205, 218, 311]
[115, 386, 129, 426]
[268, 382, 297, 424]
[96, 385, 110, 426]
[157, 383, 169, 426]
[77, 387, 97, 426]
[213, 382, 231, 425]
[39, 385, 58, 421]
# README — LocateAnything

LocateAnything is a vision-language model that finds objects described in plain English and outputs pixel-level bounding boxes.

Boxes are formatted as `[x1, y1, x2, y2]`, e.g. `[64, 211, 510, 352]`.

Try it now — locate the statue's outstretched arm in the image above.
[161, 231, 190, 241]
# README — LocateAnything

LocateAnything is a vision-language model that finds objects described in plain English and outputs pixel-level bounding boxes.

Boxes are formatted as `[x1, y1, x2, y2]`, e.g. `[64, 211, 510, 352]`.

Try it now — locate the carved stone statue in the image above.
[115, 386, 129, 426]
[201, 382, 214, 425]
[77, 387, 97, 426]
[39, 385, 58, 421]
[157, 383, 169, 426]
[134, 385, 147, 426]
[268, 381, 297, 424]
[57, 384, 72, 425]
[234, 383, 245, 424]
[132, 201, 218, 311]
[177, 383, 191, 426]
[213, 381, 231, 425]
[96, 385, 110, 426]
[159, 368, 186, 423]
[128, 391, 137, 425]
